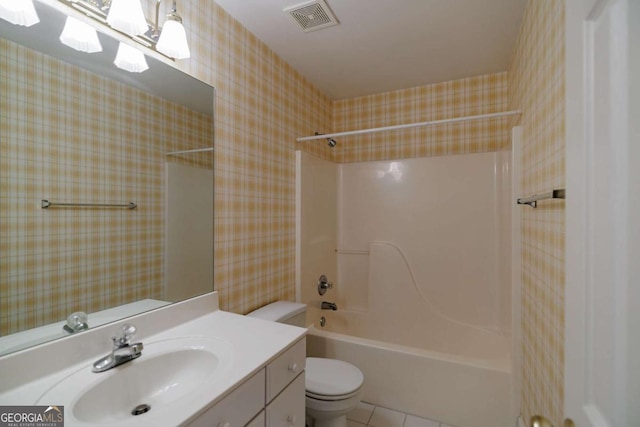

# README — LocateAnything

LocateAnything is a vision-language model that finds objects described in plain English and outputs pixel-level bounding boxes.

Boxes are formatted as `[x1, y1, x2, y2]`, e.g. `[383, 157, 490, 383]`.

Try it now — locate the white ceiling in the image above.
[214, 0, 526, 100]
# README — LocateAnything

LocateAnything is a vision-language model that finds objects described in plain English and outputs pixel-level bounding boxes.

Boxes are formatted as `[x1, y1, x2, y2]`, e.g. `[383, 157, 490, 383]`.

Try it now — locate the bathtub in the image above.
[305, 307, 512, 427]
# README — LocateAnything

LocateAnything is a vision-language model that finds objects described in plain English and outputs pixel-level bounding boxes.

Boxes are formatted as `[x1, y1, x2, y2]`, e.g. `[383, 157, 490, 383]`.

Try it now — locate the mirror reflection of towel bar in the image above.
[41, 200, 137, 209]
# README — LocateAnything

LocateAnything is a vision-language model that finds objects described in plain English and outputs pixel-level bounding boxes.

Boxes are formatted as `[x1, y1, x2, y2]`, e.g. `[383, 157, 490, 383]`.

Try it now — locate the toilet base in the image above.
[307, 414, 347, 427]
[306, 393, 361, 427]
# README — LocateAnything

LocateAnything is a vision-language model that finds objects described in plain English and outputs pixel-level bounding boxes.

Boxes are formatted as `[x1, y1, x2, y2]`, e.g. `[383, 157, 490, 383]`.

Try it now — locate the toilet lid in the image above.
[305, 357, 364, 398]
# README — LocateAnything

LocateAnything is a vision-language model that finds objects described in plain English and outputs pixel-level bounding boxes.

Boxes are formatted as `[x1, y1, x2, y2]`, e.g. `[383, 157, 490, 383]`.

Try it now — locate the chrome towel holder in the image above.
[517, 189, 565, 208]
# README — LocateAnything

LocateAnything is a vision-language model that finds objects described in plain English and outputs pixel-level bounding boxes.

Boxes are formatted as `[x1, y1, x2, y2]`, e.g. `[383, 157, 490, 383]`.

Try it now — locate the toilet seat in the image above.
[305, 357, 364, 401]
[306, 388, 362, 401]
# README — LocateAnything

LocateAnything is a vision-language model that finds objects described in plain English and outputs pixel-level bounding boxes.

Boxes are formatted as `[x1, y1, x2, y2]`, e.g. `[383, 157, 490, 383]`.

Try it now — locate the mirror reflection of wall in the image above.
[165, 162, 214, 302]
[0, 37, 214, 338]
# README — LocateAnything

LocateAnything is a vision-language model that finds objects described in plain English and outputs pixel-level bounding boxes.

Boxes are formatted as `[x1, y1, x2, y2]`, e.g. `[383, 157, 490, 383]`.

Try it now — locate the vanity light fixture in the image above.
[60, 0, 191, 61]
[106, 0, 148, 37]
[114, 41, 149, 73]
[155, 1, 190, 59]
[0, 0, 40, 27]
[59, 16, 102, 53]
[0, 0, 191, 72]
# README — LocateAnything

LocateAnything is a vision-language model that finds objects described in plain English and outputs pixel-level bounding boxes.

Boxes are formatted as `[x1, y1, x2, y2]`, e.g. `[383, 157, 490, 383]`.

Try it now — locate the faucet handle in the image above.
[318, 274, 334, 296]
[113, 323, 137, 347]
[63, 311, 88, 333]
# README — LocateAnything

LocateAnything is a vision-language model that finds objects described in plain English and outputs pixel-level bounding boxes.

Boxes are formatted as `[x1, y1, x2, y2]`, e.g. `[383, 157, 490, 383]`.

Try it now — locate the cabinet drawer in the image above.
[246, 411, 265, 427]
[266, 373, 305, 427]
[266, 338, 305, 403]
[189, 369, 266, 427]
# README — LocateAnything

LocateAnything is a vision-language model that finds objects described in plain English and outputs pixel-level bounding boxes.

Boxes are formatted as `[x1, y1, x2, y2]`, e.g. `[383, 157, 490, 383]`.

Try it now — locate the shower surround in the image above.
[297, 150, 512, 427]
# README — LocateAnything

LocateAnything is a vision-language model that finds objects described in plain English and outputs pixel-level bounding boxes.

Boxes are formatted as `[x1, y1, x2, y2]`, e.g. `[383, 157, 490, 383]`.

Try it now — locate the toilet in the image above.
[247, 301, 363, 427]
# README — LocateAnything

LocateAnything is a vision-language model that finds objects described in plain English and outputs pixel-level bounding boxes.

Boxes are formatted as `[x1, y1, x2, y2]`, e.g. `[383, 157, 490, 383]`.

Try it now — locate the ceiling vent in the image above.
[284, 0, 339, 33]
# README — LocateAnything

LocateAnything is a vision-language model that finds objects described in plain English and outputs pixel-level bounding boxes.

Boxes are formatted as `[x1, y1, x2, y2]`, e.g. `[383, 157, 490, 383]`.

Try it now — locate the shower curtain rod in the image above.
[296, 110, 522, 142]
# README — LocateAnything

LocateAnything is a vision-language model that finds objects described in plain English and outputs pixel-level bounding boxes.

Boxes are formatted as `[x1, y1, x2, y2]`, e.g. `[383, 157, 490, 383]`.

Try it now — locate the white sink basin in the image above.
[36, 337, 233, 426]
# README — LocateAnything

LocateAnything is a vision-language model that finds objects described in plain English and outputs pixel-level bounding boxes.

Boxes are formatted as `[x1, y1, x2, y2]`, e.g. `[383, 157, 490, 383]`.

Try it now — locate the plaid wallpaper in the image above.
[332, 72, 512, 163]
[509, 1, 566, 425]
[0, 38, 213, 335]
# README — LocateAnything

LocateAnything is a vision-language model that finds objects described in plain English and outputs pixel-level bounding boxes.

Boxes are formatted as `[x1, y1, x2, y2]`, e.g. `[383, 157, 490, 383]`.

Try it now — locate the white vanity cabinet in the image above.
[189, 338, 306, 427]
[266, 339, 306, 427]
[266, 373, 305, 427]
[246, 411, 266, 427]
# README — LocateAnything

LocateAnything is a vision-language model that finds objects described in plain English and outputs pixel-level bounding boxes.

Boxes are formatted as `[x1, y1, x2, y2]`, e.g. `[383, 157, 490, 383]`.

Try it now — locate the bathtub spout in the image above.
[321, 301, 338, 311]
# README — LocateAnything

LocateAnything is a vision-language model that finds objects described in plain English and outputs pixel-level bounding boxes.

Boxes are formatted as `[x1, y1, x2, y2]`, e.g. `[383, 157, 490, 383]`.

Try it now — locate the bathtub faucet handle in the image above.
[318, 274, 334, 296]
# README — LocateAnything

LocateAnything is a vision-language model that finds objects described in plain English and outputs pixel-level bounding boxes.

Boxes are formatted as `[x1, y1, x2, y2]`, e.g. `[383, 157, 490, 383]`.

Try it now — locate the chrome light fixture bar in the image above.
[58, 0, 190, 61]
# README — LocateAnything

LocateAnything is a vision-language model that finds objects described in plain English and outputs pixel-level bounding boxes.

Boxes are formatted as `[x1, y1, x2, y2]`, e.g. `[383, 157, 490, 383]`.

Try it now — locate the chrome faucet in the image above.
[92, 324, 143, 373]
[321, 301, 338, 311]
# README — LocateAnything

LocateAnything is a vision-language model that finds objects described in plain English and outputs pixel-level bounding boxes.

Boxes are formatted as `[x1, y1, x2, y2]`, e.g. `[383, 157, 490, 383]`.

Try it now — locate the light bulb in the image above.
[114, 42, 148, 73]
[60, 16, 102, 53]
[0, 0, 39, 27]
[156, 18, 190, 59]
[106, 0, 148, 36]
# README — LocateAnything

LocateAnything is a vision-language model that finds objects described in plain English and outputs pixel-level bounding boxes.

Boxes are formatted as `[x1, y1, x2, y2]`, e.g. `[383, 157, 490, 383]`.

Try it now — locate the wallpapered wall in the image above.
[0, 1, 526, 327]
[2, 1, 526, 326]
[0, 38, 213, 335]
[509, 1, 566, 425]
[0, 1, 335, 332]
[138, 1, 334, 314]
[332, 72, 511, 163]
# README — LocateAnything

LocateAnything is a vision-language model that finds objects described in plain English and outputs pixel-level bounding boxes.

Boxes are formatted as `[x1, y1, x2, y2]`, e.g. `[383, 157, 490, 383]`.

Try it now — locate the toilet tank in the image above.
[246, 301, 307, 327]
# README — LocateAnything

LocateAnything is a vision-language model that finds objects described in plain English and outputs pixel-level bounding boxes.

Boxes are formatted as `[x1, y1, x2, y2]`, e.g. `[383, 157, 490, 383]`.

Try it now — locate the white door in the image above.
[565, 0, 639, 426]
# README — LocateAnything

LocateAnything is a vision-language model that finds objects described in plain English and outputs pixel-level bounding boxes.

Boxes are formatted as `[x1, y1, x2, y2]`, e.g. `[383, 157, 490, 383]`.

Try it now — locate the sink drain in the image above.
[132, 404, 151, 416]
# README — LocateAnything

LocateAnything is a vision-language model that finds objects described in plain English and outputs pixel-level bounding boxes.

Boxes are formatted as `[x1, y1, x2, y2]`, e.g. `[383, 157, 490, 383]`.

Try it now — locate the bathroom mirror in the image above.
[0, 1, 214, 355]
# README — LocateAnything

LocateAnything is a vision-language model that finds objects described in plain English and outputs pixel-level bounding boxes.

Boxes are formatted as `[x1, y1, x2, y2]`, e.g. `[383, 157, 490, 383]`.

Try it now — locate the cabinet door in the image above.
[189, 370, 265, 427]
[246, 411, 265, 427]
[266, 338, 306, 403]
[266, 373, 305, 427]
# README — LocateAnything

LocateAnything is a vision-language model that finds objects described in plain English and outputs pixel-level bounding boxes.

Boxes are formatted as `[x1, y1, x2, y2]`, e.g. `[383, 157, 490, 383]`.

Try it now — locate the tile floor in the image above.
[347, 402, 455, 427]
